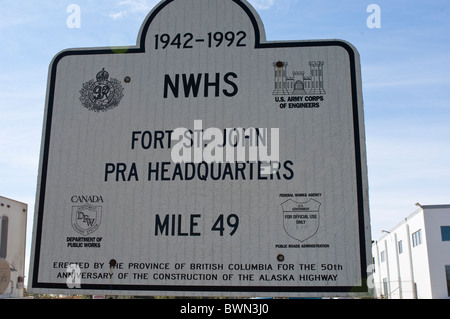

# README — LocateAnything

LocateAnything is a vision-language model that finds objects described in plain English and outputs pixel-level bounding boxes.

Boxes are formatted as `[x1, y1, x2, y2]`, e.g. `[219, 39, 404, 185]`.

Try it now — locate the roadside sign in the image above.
[29, 0, 371, 297]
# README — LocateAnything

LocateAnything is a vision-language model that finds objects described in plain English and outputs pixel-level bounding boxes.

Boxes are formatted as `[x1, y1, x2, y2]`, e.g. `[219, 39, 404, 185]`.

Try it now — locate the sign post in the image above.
[29, 0, 371, 297]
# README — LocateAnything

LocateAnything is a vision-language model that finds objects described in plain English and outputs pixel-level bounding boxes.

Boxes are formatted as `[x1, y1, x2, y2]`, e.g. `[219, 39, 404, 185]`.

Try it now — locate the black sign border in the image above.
[31, 0, 369, 294]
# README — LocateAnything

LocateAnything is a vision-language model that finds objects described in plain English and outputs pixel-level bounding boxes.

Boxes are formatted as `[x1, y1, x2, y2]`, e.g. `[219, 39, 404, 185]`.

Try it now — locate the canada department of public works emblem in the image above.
[281, 199, 320, 242]
[79, 68, 124, 112]
[71, 204, 102, 236]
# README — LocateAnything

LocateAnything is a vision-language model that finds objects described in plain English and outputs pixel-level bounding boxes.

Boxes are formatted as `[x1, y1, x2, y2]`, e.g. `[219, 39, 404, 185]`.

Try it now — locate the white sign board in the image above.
[29, 0, 371, 296]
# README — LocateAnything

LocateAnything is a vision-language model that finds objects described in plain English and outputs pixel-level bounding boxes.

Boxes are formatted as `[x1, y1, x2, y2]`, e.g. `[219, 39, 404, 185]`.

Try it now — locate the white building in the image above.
[372, 204, 450, 299]
[0, 196, 27, 298]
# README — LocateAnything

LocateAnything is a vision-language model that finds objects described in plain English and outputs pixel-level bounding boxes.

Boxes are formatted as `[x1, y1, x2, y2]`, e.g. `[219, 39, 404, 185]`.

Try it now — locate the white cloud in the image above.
[248, 0, 276, 10]
[118, 0, 158, 13]
[108, 0, 277, 20]
[109, 0, 160, 19]
[109, 10, 127, 20]
[366, 127, 450, 238]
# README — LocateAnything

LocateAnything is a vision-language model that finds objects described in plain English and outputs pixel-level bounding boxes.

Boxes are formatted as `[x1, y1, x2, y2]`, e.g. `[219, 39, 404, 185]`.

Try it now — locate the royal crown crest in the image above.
[79, 68, 124, 112]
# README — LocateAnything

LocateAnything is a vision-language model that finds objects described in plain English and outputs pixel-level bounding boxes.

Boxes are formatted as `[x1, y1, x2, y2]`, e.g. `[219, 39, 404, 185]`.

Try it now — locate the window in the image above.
[446, 266, 450, 297]
[412, 229, 422, 247]
[441, 226, 450, 241]
[380, 251, 385, 262]
[382, 278, 389, 296]
[0, 216, 8, 258]
[398, 240, 403, 254]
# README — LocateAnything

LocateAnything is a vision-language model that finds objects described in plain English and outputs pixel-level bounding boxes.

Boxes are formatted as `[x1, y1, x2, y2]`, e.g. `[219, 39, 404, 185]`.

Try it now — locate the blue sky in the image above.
[1, 0, 450, 271]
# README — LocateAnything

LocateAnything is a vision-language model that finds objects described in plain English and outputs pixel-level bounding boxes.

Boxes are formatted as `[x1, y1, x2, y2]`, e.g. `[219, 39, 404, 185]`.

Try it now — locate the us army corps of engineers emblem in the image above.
[79, 68, 124, 112]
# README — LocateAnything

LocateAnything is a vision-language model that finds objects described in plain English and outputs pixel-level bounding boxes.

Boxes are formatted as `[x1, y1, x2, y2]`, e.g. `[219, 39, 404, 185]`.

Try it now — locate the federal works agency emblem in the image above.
[281, 199, 320, 242]
[79, 68, 124, 112]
